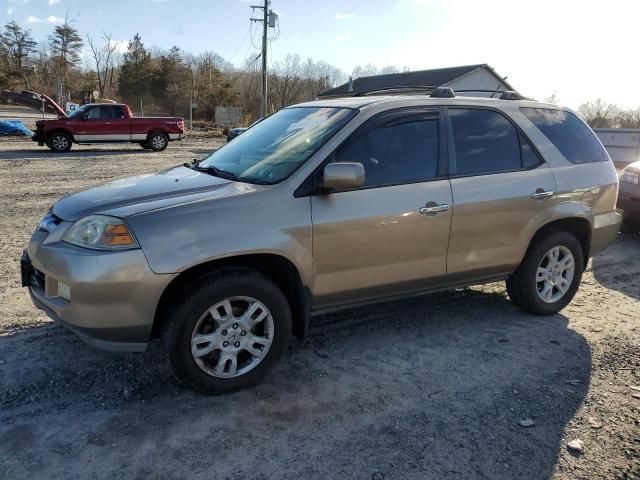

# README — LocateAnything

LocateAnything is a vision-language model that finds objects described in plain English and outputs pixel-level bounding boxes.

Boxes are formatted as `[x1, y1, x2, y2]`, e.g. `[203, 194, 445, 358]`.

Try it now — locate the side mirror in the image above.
[322, 162, 365, 191]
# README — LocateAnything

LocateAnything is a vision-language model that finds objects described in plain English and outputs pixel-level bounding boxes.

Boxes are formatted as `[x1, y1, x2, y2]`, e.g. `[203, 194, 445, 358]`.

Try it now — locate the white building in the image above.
[319, 64, 514, 98]
[594, 128, 640, 167]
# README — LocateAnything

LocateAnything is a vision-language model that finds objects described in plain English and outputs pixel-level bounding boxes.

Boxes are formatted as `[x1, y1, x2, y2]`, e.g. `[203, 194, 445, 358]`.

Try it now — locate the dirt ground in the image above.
[0, 137, 638, 480]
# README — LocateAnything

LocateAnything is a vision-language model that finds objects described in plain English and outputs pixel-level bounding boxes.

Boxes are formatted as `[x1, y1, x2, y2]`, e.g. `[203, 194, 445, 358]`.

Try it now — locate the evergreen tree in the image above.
[48, 17, 83, 98]
[118, 33, 154, 107]
[1, 21, 37, 88]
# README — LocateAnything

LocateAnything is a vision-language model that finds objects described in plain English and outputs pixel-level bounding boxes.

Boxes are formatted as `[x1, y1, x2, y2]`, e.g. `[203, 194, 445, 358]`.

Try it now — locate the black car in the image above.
[227, 118, 263, 142]
[0, 90, 54, 112]
[618, 160, 640, 233]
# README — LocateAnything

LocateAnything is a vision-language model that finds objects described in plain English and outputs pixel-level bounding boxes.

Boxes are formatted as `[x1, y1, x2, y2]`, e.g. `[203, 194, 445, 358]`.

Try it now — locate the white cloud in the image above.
[8, 0, 29, 4]
[335, 32, 352, 42]
[48, 0, 61, 4]
[46, 15, 64, 24]
[335, 12, 353, 21]
[7, 7, 15, 15]
[26, 15, 44, 23]
[110, 39, 129, 54]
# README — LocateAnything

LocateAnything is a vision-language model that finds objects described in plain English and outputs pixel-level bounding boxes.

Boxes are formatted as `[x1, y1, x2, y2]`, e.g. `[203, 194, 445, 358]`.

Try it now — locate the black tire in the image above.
[620, 214, 640, 234]
[46, 132, 72, 152]
[147, 132, 169, 152]
[506, 230, 584, 315]
[161, 269, 292, 394]
[138, 141, 149, 150]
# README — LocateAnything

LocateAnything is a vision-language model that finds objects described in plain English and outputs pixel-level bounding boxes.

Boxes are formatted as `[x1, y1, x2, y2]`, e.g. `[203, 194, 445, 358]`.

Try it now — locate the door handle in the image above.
[420, 203, 450, 215]
[531, 189, 554, 200]
[105, 122, 112, 125]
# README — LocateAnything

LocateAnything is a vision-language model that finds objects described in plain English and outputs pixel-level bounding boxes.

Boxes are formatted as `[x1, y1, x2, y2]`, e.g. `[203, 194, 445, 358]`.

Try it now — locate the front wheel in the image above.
[162, 269, 292, 394]
[506, 231, 584, 315]
[147, 132, 168, 152]
[46, 132, 72, 152]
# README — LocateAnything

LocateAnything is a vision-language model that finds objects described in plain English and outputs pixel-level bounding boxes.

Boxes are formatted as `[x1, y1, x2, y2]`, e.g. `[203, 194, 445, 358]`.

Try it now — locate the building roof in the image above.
[319, 63, 511, 98]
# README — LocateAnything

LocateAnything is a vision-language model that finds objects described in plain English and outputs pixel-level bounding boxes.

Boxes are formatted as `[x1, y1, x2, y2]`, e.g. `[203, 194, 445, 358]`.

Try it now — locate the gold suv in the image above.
[23, 90, 621, 393]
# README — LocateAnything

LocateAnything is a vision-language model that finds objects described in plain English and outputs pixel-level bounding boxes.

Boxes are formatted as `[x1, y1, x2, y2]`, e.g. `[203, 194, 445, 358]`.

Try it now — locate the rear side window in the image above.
[520, 108, 608, 164]
[334, 118, 439, 187]
[449, 108, 539, 175]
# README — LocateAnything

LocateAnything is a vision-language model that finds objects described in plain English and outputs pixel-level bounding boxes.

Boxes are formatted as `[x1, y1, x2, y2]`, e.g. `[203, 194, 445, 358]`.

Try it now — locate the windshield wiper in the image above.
[193, 164, 240, 181]
[184, 160, 270, 185]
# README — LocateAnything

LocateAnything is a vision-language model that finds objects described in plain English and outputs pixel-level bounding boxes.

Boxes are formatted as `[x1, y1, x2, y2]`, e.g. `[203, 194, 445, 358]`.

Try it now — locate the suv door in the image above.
[443, 107, 557, 286]
[310, 108, 452, 309]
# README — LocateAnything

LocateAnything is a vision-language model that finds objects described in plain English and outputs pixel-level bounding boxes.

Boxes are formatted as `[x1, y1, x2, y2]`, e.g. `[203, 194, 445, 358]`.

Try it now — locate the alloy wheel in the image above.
[190, 296, 274, 378]
[52, 135, 69, 151]
[536, 246, 575, 303]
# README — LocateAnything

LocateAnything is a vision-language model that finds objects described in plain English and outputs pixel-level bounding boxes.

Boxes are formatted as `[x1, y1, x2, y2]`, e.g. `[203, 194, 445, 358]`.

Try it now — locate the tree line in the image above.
[5, 18, 638, 128]
[0, 17, 407, 124]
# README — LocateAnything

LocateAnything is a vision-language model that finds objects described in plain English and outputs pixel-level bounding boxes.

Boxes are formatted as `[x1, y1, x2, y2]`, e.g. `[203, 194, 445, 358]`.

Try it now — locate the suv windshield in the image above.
[199, 106, 355, 184]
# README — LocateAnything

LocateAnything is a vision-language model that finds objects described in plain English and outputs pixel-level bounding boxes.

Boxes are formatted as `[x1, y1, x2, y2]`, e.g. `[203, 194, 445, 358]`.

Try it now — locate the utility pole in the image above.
[261, 0, 268, 118]
[251, 1, 275, 118]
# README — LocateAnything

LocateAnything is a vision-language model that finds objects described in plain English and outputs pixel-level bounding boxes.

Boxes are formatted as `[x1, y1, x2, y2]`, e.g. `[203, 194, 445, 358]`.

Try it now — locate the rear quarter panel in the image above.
[130, 117, 184, 135]
[508, 105, 620, 254]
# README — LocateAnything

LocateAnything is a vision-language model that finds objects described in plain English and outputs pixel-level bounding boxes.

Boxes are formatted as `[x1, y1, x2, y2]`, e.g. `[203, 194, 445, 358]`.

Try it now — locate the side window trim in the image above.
[445, 106, 545, 178]
[297, 106, 447, 197]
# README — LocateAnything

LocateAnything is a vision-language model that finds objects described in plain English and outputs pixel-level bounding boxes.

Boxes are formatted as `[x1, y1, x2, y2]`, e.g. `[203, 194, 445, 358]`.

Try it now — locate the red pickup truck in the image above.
[33, 95, 185, 152]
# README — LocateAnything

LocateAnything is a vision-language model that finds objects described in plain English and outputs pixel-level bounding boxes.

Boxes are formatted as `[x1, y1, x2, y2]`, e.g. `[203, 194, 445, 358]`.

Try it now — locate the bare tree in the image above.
[270, 53, 303, 110]
[544, 91, 559, 105]
[87, 32, 118, 98]
[578, 99, 619, 128]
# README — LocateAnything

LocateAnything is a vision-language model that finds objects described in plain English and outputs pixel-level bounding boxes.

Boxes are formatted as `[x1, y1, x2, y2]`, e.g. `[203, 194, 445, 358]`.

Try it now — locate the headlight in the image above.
[62, 215, 138, 250]
[621, 170, 640, 185]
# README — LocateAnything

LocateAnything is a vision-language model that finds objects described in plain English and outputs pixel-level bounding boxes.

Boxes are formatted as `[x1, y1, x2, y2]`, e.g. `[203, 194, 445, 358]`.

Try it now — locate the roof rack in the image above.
[352, 85, 438, 97]
[429, 87, 455, 98]
[349, 85, 526, 100]
[453, 89, 525, 100]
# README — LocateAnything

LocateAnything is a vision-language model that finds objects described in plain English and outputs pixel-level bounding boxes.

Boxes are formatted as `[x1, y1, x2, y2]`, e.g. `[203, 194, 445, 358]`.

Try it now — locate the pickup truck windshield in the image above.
[199, 107, 355, 184]
[68, 104, 91, 119]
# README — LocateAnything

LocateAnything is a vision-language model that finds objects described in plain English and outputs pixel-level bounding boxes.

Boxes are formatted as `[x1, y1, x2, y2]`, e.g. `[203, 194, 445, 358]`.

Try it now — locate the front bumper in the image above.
[23, 225, 177, 352]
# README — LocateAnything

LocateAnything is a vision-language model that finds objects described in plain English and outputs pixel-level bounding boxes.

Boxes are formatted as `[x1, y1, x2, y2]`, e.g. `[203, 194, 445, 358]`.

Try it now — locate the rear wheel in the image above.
[506, 230, 584, 315]
[147, 132, 168, 152]
[162, 269, 291, 394]
[46, 132, 72, 152]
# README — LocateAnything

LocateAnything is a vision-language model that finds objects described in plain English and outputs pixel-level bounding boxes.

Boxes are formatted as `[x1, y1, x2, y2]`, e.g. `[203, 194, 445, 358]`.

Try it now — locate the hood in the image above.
[41, 94, 67, 118]
[52, 166, 263, 221]
[624, 160, 640, 172]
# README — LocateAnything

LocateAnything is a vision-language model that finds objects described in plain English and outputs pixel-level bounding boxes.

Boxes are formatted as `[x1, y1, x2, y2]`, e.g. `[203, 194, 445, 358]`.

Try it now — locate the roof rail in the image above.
[429, 87, 455, 98]
[352, 85, 438, 97]
[454, 89, 524, 100]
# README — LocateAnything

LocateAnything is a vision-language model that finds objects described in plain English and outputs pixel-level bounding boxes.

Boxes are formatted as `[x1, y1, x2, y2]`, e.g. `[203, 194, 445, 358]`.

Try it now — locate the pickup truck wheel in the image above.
[46, 133, 72, 153]
[162, 269, 292, 394]
[148, 133, 168, 152]
[138, 141, 149, 150]
[506, 230, 584, 315]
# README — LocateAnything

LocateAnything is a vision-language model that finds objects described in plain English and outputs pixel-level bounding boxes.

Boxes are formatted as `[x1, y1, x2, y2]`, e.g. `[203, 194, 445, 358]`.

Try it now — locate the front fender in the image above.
[126, 193, 313, 287]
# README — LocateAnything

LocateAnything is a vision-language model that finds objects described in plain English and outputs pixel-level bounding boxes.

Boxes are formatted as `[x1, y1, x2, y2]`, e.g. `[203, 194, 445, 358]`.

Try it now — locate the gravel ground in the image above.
[0, 137, 638, 480]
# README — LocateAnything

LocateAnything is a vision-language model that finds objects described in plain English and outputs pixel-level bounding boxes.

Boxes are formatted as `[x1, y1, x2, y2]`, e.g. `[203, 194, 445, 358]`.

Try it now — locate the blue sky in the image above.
[4, 0, 637, 109]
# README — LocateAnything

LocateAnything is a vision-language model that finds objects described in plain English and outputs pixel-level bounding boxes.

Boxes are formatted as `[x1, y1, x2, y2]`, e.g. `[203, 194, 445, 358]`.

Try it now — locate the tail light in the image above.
[177, 120, 185, 131]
